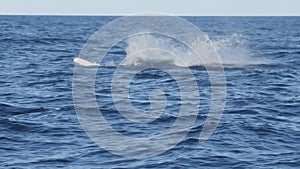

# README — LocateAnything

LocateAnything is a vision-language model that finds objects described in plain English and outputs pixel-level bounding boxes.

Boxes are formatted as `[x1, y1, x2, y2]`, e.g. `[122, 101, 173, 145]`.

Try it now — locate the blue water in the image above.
[0, 16, 299, 168]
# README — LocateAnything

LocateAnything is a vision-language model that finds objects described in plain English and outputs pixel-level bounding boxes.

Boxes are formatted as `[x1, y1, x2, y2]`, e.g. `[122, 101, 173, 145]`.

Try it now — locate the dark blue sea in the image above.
[0, 16, 299, 168]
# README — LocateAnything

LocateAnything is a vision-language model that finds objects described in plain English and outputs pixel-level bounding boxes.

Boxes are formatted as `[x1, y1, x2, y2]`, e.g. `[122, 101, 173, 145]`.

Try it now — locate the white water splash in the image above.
[122, 33, 267, 67]
[74, 33, 267, 68]
[210, 33, 267, 66]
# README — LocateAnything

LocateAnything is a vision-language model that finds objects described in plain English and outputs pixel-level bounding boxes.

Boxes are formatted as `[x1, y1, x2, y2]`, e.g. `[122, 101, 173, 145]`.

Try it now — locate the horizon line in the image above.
[1, 13, 300, 17]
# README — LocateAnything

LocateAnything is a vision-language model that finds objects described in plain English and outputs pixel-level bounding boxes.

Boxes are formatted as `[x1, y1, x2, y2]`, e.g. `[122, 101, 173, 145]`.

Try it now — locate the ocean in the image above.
[0, 16, 299, 168]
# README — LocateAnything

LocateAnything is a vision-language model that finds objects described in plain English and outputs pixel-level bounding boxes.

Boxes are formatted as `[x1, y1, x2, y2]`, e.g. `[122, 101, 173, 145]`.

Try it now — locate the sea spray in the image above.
[123, 33, 268, 67]
[74, 33, 267, 67]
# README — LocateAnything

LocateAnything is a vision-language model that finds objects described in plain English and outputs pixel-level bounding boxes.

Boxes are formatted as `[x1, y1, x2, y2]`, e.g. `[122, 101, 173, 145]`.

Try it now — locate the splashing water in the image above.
[74, 33, 268, 68]
[122, 33, 268, 67]
[211, 33, 267, 66]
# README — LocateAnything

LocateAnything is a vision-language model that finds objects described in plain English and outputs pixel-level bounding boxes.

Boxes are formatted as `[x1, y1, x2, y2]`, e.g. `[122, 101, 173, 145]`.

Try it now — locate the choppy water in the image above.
[0, 16, 299, 168]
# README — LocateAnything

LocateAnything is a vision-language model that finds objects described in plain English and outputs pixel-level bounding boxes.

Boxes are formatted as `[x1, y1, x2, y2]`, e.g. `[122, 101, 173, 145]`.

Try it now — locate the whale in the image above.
[73, 58, 100, 67]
